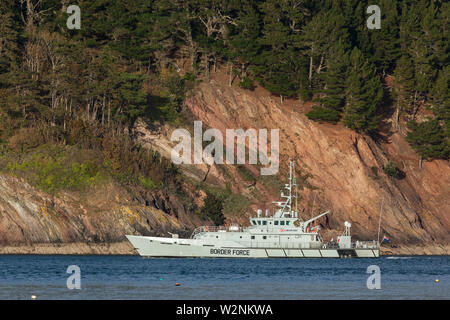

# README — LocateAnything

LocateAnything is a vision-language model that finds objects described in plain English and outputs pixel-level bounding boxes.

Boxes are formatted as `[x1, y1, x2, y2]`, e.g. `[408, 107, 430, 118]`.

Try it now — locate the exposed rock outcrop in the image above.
[0, 74, 448, 255]
[0, 174, 202, 248]
[182, 78, 450, 251]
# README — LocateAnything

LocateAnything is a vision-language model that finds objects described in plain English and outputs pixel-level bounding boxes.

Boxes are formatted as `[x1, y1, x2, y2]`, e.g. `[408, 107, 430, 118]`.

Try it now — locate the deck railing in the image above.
[191, 226, 244, 238]
[324, 240, 379, 249]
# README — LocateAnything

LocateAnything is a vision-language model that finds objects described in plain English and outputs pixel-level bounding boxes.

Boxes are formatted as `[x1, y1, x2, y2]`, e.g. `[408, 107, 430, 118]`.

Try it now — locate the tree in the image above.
[229, 0, 261, 79]
[406, 119, 449, 160]
[307, 40, 349, 123]
[201, 191, 225, 226]
[393, 53, 416, 127]
[369, 0, 401, 74]
[343, 48, 383, 132]
[301, 7, 350, 91]
[429, 67, 450, 136]
[0, 0, 20, 75]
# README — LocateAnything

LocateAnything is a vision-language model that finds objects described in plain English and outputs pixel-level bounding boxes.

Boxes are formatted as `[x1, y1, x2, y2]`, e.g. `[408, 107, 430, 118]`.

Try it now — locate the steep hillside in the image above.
[0, 74, 449, 255]
[179, 75, 450, 255]
[0, 173, 204, 254]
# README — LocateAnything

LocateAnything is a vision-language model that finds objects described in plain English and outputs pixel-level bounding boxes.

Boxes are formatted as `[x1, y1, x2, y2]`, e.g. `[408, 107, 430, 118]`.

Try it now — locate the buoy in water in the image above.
[175, 283, 181, 286]
[435, 279, 439, 283]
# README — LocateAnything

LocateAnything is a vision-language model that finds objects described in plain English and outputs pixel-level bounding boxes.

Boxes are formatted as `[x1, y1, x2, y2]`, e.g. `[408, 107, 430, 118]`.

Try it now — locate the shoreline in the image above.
[0, 242, 137, 255]
[0, 242, 449, 256]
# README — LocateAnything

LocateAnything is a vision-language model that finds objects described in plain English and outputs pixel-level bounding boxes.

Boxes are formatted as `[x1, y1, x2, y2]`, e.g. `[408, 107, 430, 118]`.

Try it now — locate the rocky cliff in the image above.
[0, 73, 449, 255]
[0, 173, 203, 254]
[180, 75, 449, 255]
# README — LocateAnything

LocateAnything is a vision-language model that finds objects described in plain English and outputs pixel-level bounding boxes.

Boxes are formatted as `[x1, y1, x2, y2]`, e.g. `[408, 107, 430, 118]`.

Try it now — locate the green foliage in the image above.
[370, 166, 379, 178]
[201, 191, 225, 226]
[139, 176, 159, 191]
[236, 165, 255, 182]
[298, 76, 312, 102]
[393, 54, 416, 113]
[0, 0, 448, 180]
[306, 106, 341, 124]
[429, 67, 450, 131]
[343, 48, 383, 132]
[238, 77, 255, 90]
[383, 161, 403, 179]
[5, 145, 103, 194]
[368, 0, 401, 73]
[307, 41, 349, 123]
[0, 0, 19, 75]
[406, 120, 449, 160]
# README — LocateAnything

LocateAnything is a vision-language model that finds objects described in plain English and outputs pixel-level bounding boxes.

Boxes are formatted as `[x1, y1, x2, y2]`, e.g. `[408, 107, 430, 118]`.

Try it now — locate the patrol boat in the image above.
[126, 161, 380, 258]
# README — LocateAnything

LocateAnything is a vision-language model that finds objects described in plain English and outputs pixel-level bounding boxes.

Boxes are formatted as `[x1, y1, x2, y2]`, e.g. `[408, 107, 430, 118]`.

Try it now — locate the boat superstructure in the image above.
[127, 161, 379, 258]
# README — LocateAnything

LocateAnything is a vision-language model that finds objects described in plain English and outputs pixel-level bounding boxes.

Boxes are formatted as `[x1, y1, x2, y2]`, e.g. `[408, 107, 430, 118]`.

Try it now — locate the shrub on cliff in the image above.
[383, 161, 405, 179]
[406, 120, 449, 160]
[5, 145, 104, 193]
[239, 77, 255, 90]
[201, 191, 225, 226]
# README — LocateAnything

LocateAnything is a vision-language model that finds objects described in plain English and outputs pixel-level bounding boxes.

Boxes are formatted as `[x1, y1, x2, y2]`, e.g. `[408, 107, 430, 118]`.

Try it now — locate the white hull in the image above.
[126, 235, 380, 258]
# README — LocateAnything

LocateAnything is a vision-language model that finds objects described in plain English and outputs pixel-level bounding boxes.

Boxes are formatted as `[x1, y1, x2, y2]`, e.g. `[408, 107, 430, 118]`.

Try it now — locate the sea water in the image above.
[0, 255, 448, 300]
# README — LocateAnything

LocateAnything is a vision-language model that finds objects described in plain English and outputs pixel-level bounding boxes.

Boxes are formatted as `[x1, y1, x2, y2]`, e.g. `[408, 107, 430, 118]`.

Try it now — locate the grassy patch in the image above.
[139, 176, 160, 191]
[236, 165, 255, 182]
[4, 145, 105, 194]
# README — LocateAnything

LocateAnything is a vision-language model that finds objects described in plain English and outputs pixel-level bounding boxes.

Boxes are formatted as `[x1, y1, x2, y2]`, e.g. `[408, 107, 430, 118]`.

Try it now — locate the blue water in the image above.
[0, 255, 448, 300]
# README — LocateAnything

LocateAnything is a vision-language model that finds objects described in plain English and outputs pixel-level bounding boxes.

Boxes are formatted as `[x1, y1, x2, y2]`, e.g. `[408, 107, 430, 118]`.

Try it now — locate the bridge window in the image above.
[286, 221, 290, 225]
[274, 221, 279, 225]
[263, 236, 267, 240]
[257, 220, 261, 225]
[251, 220, 256, 225]
[263, 221, 267, 225]
[251, 236, 255, 240]
[280, 221, 285, 226]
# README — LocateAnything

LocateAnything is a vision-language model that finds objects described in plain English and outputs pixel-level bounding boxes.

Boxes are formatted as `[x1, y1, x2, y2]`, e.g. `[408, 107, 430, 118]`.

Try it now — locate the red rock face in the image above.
[0, 174, 203, 247]
[184, 79, 450, 252]
[0, 76, 448, 255]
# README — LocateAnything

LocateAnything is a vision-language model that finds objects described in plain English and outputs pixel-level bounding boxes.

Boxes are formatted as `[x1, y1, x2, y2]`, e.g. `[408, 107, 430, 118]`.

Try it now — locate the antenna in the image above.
[293, 161, 298, 215]
[377, 198, 384, 245]
[311, 192, 316, 217]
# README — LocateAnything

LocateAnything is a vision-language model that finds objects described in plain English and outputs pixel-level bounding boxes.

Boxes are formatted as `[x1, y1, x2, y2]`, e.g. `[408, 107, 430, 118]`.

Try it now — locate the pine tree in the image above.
[393, 54, 416, 116]
[301, 8, 350, 91]
[369, 0, 401, 74]
[410, 38, 436, 99]
[253, 0, 302, 101]
[343, 48, 383, 132]
[406, 119, 449, 160]
[307, 41, 349, 123]
[0, 0, 19, 75]
[229, 0, 261, 79]
[429, 67, 450, 136]
[201, 191, 225, 226]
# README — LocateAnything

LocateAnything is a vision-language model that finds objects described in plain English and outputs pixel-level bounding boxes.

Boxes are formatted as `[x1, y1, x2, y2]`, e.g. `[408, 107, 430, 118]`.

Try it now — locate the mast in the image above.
[377, 198, 384, 245]
[273, 160, 297, 217]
